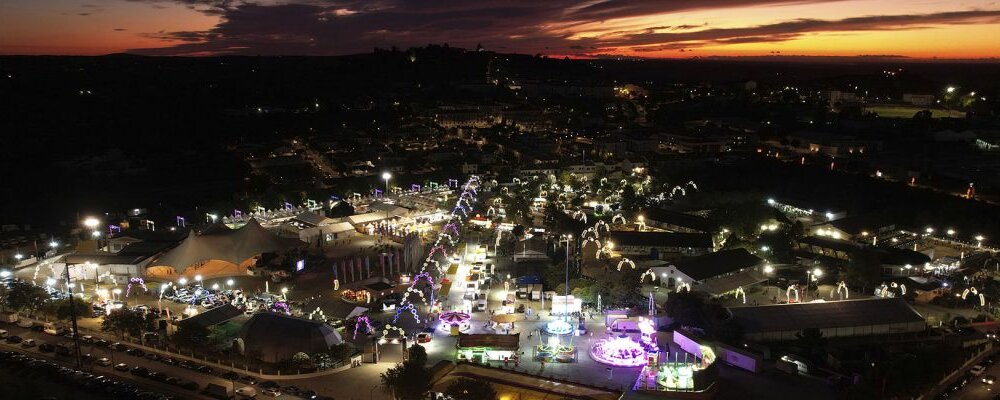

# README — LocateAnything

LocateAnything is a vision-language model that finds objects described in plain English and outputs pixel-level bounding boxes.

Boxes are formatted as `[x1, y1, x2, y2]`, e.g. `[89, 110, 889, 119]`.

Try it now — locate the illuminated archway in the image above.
[785, 285, 800, 303]
[594, 220, 610, 236]
[616, 258, 636, 271]
[125, 277, 147, 298]
[612, 214, 627, 225]
[392, 303, 421, 324]
[640, 269, 657, 284]
[734, 287, 747, 304]
[962, 287, 987, 307]
[831, 281, 849, 300]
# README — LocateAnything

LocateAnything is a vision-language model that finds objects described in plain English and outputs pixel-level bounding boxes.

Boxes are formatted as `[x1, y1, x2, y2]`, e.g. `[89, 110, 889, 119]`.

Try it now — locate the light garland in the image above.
[392, 303, 421, 324]
[616, 258, 636, 271]
[125, 277, 147, 298]
[353, 315, 375, 339]
[612, 214, 627, 225]
[640, 269, 657, 283]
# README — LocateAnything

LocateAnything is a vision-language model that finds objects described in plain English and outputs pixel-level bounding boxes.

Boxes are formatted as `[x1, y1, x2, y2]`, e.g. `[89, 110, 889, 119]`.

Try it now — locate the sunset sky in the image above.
[1, 0, 998, 59]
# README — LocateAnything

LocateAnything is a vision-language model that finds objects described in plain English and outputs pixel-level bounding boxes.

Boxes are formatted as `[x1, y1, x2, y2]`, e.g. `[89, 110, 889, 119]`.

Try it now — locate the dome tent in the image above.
[238, 312, 344, 363]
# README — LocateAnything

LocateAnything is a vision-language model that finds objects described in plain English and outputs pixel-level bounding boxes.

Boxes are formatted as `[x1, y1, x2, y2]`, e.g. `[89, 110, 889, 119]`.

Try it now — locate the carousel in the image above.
[534, 336, 576, 363]
[438, 311, 471, 335]
[590, 335, 650, 367]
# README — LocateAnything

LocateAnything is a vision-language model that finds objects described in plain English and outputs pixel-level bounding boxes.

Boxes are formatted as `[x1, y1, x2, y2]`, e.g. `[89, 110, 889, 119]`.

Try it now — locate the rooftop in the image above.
[668, 248, 762, 281]
[457, 333, 519, 350]
[606, 231, 713, 249]
[642, 209, 718, 233]
[729, 298, 925, 333]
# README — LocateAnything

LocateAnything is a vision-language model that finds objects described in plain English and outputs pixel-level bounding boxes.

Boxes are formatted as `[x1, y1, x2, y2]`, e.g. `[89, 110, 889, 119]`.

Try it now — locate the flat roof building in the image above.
[729, 298, 925, 342]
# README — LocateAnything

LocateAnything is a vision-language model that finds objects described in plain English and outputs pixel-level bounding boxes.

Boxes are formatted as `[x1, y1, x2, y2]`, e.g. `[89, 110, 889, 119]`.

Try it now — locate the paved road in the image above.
[947, 358, 1000, 400]
[0, 323, 310, 399]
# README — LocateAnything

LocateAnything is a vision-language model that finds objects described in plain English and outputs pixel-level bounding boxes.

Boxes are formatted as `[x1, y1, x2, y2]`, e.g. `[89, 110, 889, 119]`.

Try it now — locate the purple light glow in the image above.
[353, 315, 375, 339]
[439, 311, 470, 324]
[590, 336, 648, 367]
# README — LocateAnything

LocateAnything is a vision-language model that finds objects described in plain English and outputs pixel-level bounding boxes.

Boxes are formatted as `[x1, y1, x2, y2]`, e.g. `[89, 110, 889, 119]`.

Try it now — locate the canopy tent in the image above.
[149, 219, 301, 275]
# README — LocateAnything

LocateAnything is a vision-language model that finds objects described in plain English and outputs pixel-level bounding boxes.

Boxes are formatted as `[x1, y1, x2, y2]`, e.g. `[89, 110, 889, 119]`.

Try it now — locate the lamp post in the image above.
[281, 287, 289, 301]
[976, 235, 985, 248]
[806, 268, 823, 298]
[382, 172, 392, 236]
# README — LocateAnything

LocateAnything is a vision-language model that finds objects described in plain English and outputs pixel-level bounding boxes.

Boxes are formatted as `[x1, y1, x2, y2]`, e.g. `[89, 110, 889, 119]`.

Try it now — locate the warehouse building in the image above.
[729, 298, 925, 342]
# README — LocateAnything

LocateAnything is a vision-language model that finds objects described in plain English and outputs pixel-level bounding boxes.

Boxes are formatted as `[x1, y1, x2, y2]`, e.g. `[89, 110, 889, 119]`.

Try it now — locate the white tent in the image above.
[149, 219, 301, 273]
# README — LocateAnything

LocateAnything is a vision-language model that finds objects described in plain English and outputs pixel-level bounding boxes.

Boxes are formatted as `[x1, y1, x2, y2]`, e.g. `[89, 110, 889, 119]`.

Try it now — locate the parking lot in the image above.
[0, 323, 324, 399]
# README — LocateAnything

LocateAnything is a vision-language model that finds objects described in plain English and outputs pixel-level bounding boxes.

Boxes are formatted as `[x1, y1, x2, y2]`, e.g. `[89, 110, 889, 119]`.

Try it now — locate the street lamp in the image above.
[381, 172, 392, 232]
[14, 253, 23, 261]
[281, 287, 289, 301]
[211, 283, 219, 290]
[226, 279, 234, 287]
[49, 241, 58, 248]
[83, 217, 100, 229]
[194, 275, 203, 284]
[764, 265, 774, 274]
[382, 172, 392, 196]
[925, 227, 934, 235]
[947, 229, 956, 236]
[976, 235, 985, 247]
[112, 288, 122, 300]
[178, 277, 188, 285]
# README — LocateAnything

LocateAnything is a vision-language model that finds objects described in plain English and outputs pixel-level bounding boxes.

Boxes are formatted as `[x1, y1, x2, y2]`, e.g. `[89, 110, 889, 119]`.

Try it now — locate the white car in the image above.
[971, 365, 987, 376]
[96, 357, 113, 366]
[261, 387, 281, 397]
[235, 387, 257, 398]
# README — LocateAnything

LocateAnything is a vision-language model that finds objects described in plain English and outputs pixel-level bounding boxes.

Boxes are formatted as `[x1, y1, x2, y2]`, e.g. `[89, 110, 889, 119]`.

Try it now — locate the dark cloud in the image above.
[125, 1, 1000, 56]
[599, 9, 1000, 48]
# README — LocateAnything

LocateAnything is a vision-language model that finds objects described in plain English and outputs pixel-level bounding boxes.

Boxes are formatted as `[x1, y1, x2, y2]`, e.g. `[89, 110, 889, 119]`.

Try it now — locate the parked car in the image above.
[259, 381, 279, 389]
[130, 366, 149, 377]
[235, 387, 257, 398]
[113, 363, 129, 372]
[95, 357, 113, 366]
[261, 387, 281, 397]
[21, 339, 36, 347]
[55, 344, 72, 356]
[148, 371, 169, 383]
[125, 348, 145, 357]
[416, 332, 432, 343]
[984, 375, 997, 385]
[38, 343, 55, 352]
[5, 335, 22, 344]
[972, 365, 988, 376]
